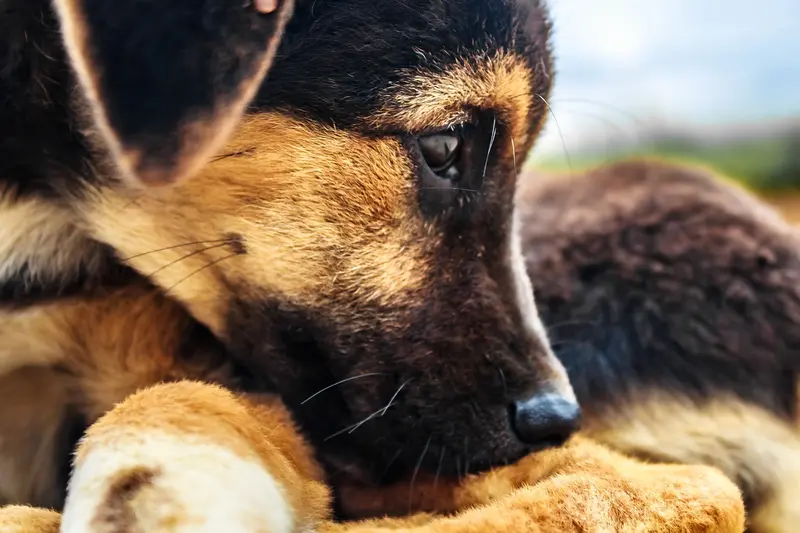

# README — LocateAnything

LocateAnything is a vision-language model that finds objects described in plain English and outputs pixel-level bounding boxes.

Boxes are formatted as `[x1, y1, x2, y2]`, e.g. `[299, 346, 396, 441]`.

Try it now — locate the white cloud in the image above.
[533, 0, 800, 158]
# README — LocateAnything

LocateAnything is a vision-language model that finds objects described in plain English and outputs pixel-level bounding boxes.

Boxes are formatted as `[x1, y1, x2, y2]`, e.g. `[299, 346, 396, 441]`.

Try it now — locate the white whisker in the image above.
[301, 373, 385, 404]
[483, 114, 498, 178]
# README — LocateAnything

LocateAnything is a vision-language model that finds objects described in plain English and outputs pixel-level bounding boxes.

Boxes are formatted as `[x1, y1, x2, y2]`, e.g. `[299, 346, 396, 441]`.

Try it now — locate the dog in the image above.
[1, 384, 745, 533]
[0, 0, 584, 510]
[519, 159, 800, 532]
[0, 0, 772, 531]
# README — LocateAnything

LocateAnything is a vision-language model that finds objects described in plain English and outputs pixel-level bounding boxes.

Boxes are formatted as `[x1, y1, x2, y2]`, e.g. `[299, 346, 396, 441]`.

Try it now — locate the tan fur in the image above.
[0, 29, 748, 533]
[0, 51, 555, 515]
[2, 284, 230, 419]
[0, 285, 234, 506]
[580, 394, 800, 533]
[0, 307, 71, 376]
[0, 192, 106, 301]
[334, 439, 744, 533]
[64, 287, 231, 419]
[0, 367, 71, 508]
[71, 383, 331, 532]
[2, 381, 745, 533]
[80, 112, 433, 334]
[73, 55, 545, 337]
[0, 506, 61, 533]
[0, 276, 749, 532]
[370, 53, 536, 146]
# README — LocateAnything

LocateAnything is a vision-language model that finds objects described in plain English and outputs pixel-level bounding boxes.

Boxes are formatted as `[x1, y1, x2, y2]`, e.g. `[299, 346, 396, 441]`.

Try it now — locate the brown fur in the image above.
[0, 1, 755, 532]
[1, 284, 232, 420]
[92, 467, 160, 533]
[3, 38, 576, 490]
[0, 506, 61, 533]
[580, 394, 800, 533]
[0, 367, 73, 508]
[81, 113, 430, 330]
[1, 381, 745, 533]
[517, 159, 800, 532]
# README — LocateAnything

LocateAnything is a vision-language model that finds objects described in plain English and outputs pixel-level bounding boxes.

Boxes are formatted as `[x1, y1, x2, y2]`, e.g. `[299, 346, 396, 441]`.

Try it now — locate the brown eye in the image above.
[418, 130, 462, 177]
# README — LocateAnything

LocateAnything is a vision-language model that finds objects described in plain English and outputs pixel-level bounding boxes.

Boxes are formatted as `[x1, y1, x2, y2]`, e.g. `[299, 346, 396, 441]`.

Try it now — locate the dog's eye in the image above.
[418, 130, 462, 179]
[412, 114, 495, 217]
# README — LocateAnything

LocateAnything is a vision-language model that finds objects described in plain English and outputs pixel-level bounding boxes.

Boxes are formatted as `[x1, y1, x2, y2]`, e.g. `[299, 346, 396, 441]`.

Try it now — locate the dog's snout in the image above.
[509, 393, 580, 449]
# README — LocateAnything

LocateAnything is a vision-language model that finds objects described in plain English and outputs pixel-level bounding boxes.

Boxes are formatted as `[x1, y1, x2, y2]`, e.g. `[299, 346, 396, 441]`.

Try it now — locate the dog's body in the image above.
[3, 0, 571, 493]
[519, 160, 800, 531]
[0, 0, 788, 531]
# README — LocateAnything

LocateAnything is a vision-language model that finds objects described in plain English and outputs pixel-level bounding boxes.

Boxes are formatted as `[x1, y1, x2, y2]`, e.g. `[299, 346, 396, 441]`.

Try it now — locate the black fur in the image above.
[221, 0, 556, 476]
[0, 1, 92, 198]
[1, 1, 797, 525]
[0, 0, 548, 196]
[520, 160, 800, 421]
[0, 252, 137, 309]
[1, 0, 294, 193]
[0, 0, 558, 488]
[58, 0, 294, 184]
[256, 0, 550, 133]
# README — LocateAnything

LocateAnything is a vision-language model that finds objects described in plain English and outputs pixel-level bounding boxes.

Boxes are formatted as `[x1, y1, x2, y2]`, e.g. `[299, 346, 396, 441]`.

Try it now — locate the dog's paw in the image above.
[495, 466, 745, 533]
[60, 431, 296, 533]
[0, 505, 61, 533]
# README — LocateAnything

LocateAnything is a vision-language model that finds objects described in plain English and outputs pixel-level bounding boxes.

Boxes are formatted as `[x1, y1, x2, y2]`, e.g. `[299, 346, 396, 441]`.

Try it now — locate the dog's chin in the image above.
[328, 443, 538, 520]
[322, 451, 383, 487]
[320, 448, 406, 489]
[327, 454, 458, 520]
[323, 440, 529, 491]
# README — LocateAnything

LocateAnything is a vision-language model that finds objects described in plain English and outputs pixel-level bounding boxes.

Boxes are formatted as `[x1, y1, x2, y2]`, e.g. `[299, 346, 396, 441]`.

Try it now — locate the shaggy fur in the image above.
[1, 382, 745, 533]
[0, 0, 754, 531]
[1, 0, 579, 499]
[519, 159, 800, 532]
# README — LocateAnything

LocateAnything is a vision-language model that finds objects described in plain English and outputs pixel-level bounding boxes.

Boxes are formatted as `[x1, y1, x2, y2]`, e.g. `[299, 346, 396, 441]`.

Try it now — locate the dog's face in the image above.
[57, 0, 575, 482]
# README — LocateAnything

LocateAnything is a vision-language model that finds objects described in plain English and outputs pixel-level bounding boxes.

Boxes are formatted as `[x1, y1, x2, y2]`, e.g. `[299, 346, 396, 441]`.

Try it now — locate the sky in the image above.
[533, 0, 800, 157]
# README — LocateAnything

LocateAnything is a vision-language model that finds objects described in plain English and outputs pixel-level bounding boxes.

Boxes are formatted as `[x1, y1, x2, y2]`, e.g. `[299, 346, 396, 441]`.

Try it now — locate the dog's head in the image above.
[60, 0, 577, 483]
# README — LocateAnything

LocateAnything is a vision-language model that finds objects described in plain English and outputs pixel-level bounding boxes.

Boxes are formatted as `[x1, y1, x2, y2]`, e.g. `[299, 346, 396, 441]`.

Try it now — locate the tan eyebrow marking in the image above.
[368, 53, 537, 144]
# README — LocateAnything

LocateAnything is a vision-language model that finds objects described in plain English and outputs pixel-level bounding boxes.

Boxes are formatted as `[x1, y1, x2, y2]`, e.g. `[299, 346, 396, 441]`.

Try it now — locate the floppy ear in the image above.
[52, 0, 295, 187]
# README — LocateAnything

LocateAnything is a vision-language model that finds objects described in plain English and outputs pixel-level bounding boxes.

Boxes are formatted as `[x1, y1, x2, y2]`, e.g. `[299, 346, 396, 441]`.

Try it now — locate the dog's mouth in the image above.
[330, 437, 533, 481]
[310, 404, 543, 495]
[326, 442, 537, 520]
[226, 290, 578, 488]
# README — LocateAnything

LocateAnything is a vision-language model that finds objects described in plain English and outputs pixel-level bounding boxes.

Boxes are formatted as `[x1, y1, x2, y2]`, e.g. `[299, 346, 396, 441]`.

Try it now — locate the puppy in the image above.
[0, 0, 577, 511]
[1, 383, 745, 533]
[0, 0, 755, 530]
[0, 0, 750, 530]
[519, 159, 800, 533]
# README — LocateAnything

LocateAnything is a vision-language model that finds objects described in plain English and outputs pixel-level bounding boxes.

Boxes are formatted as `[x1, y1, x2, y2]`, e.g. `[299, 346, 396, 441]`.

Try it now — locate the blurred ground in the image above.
[528, 126, 800, 223]
[758, 192, 800, 223]
[527, 0, 800, 224]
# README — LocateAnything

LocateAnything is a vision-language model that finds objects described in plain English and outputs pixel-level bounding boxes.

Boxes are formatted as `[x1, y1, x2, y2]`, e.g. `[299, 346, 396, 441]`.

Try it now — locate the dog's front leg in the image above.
[56, 381, 331, 533]
[0, 505, 60, 533]
[336, 437, 746, 533]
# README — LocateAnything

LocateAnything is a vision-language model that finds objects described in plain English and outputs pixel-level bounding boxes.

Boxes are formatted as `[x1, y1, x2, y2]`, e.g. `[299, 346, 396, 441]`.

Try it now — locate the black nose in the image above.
[510, 393, 580, 449]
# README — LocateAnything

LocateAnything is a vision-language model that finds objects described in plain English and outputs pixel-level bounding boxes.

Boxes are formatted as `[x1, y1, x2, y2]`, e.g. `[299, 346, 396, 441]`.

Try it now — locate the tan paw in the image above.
[61, 431, 296, 533]
[0, 505, 61, 533]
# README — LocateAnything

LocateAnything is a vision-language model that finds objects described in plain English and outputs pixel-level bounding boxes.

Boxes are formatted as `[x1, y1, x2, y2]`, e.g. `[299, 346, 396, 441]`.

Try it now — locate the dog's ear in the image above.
[52, 0, 295, 187]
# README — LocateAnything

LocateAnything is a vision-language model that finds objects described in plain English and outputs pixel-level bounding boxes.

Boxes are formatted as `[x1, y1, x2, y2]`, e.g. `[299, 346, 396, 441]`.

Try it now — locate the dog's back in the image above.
[518, 159, 800, 531]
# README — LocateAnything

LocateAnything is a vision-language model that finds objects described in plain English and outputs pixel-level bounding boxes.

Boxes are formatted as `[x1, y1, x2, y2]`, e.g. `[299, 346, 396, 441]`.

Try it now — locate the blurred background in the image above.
[526, 0, 800, 219]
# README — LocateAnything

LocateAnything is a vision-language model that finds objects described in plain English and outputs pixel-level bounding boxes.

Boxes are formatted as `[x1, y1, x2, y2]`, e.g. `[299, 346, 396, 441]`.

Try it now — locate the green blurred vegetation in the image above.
[532, 128, 800, 192]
